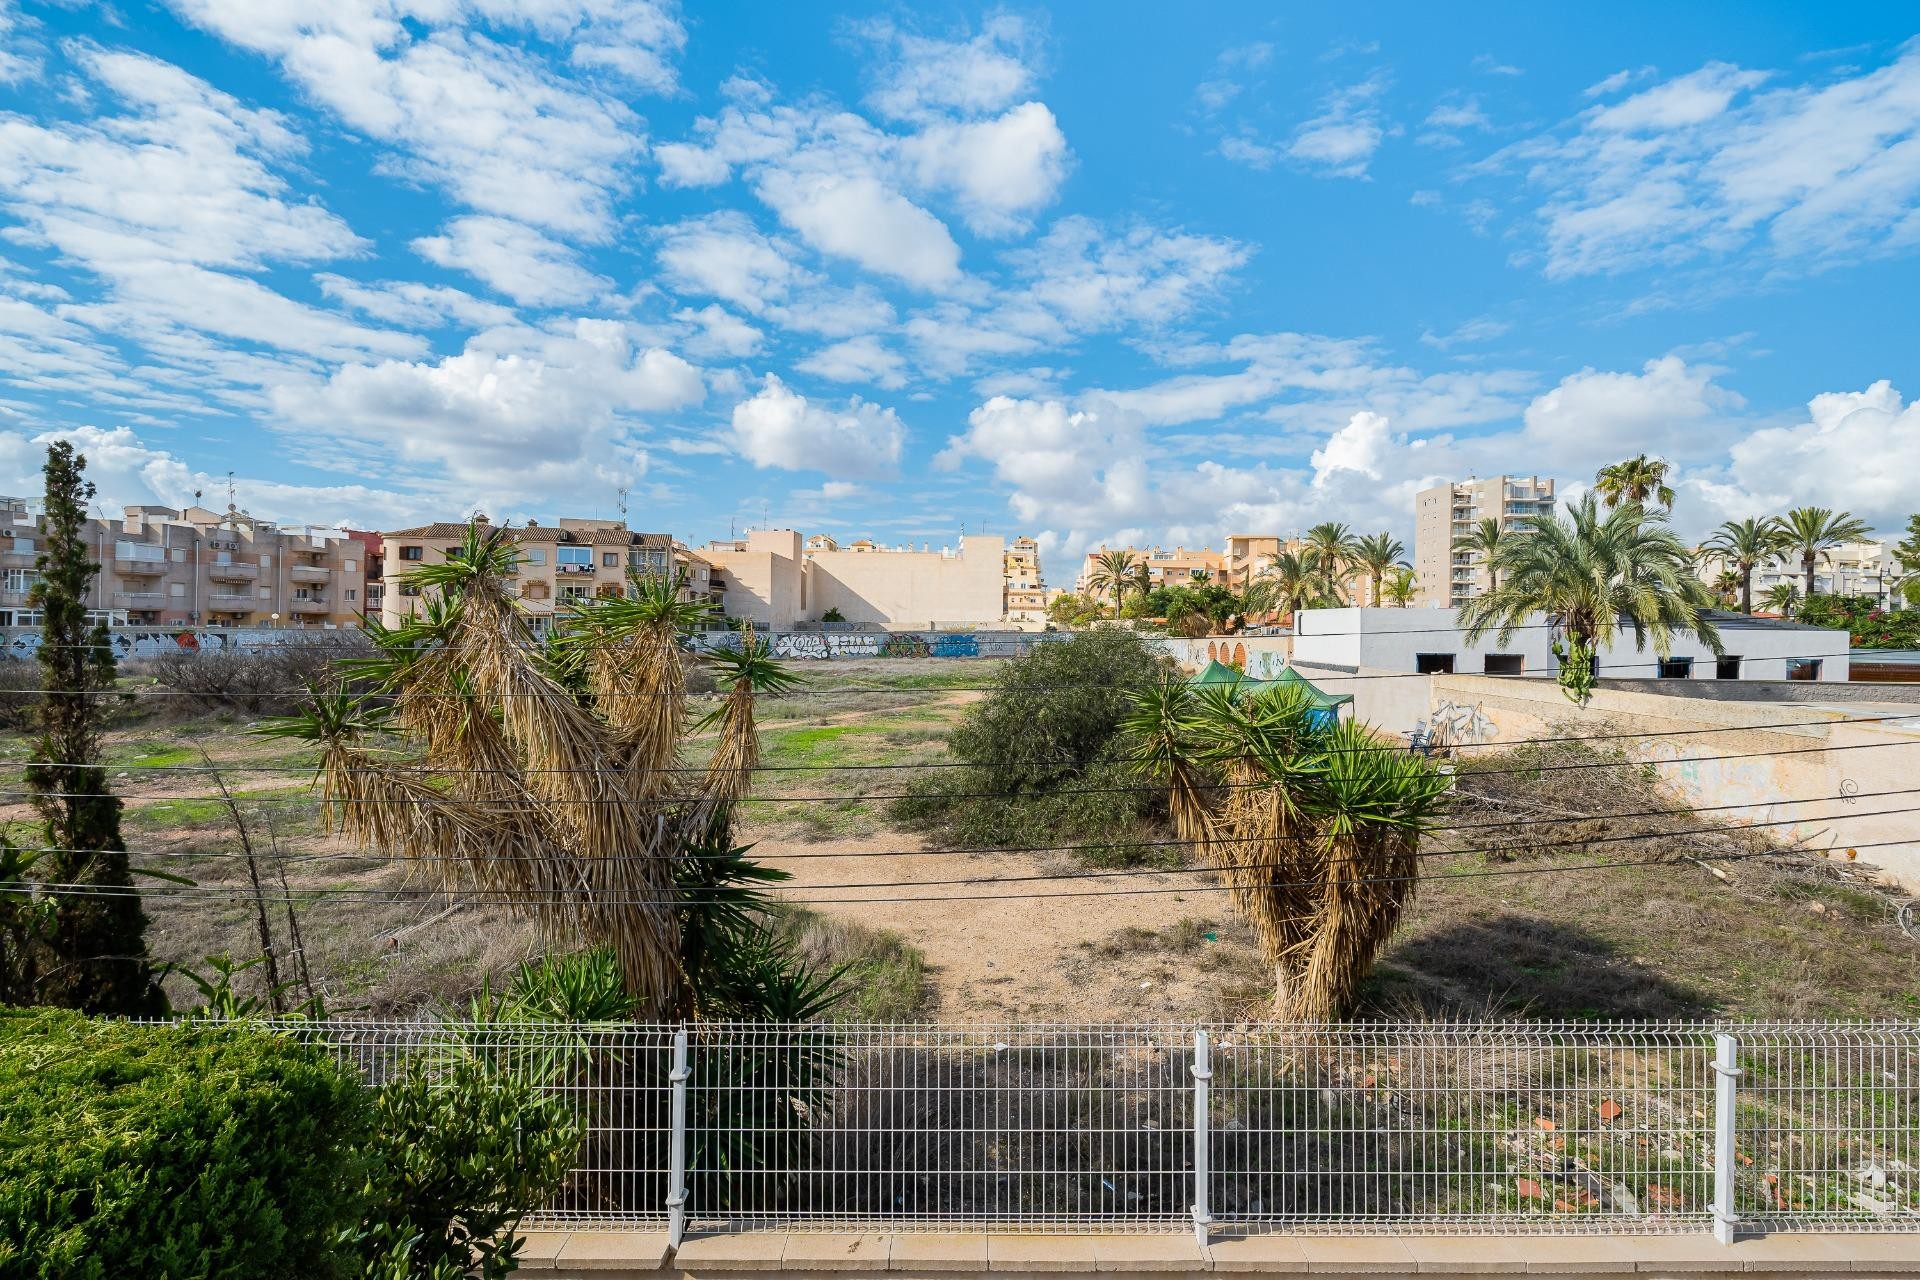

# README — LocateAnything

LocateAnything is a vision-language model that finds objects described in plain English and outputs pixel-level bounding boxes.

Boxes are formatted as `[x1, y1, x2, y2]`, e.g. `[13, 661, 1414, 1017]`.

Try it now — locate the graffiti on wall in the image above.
[1430, 699, 1497, 747]
[0, 627, 330, 662]
[1148, 635, 1292, 679]
[693, 631, 1064, 660]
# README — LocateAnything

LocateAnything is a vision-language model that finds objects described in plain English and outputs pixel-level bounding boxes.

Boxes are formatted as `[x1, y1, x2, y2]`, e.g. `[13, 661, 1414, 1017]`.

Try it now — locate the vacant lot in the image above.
[5, 656, 1915, 1021]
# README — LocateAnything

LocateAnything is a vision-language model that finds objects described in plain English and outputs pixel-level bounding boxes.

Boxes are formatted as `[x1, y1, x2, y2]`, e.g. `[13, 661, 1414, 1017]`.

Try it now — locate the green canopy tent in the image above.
[1190, 658, 1245, 687]
[1189, 660, 1353, 727]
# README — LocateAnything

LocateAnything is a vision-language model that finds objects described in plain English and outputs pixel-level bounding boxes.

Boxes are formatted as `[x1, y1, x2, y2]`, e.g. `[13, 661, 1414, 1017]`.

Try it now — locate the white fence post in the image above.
[1712, 1031, 1741, 1245]
[666, 1025, 691, 1248]
[1191, 1029, 1212, 1249]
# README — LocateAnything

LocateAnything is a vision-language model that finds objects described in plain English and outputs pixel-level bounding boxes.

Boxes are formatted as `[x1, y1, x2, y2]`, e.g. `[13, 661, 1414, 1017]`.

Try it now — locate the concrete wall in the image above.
[0, 626, 356, 660]
[692, 630, 1068, 659]
[1292, 607, 1851, 682]
[704, 530, 804, 631]
[1429, 673, 1920, 892]
[807, 535, 1005, 629]
[1147, 635, 1292, 678]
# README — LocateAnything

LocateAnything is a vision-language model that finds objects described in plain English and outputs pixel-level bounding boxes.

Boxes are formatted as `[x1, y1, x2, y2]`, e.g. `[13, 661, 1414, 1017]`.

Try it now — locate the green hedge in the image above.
[0, 1008, 370, 1280]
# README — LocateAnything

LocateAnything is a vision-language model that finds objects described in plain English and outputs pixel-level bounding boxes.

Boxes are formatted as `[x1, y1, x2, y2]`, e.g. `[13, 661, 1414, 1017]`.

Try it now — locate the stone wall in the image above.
[0, 626, 339, 661]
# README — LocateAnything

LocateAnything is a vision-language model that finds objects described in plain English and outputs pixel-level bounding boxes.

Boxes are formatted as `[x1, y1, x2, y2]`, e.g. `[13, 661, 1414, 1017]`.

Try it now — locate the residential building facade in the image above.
[1003, 536, 1047, 626]
[1224, 533, 1373, 605]
[1700, 539, 1906, 608]
[1413, 475, 1558, 607]
[381, 517, 705, 632]
[704, 529, 1010, 629]
[0, 497, 367, 630]
[1074, 545, 1226, 597]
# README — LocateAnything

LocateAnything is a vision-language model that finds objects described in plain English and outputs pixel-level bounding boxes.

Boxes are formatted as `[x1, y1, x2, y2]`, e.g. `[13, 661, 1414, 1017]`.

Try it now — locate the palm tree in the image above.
[1594, 454, 1675, 510]
[1458, 517, 1507, 593]
[1302, 523, 1358, 603]
[1350, 532, 1407, 607]
[1772, 507, 1872, 600]
[1761, 580, 1801, 616]
[269, 522, 809, 1017]
[1710, 569, 1742, 607]
[1702, 517, 1785, 614]
[1460, 494, 1721, 705]
[1381, 566, 1418, 608]
[1244, 549, 1325, 620]
[1086, 549, 1140, 615]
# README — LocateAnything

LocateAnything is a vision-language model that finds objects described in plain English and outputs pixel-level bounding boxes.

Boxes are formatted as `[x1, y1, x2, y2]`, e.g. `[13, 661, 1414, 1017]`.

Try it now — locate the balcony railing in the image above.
[289, 564, 331, 584]
[114, 557, 167, 576]
[288, 598, 328, 615]
[208, 562, 259, 583]
[111, 592, 166, 607]
[206, 593, 256, 610]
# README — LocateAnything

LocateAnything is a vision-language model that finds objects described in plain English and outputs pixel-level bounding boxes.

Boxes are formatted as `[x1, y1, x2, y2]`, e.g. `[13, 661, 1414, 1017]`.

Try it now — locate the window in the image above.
[11, 537, 31, 554]
[602, 551, 619, 567]
[115, 540, 164, 562]
[1482, 653, 1523, 676]
[522, 548, 546, 566]
[1415, 653, 1456, 674]
[259, 554, 271, 568]
[560, 584, 591, 601]
[1716, 656, 1742, 680]
[557, 546, 592, 567]
[1787, 658, 1822, 682]
[345, 588, 357, 602]
[1656, 657, 1694, 679]
[3, 568, 35, 592]
[343, 560, 357, 573]
[399, 545, 424, 561]
[169, 583, 185, 598]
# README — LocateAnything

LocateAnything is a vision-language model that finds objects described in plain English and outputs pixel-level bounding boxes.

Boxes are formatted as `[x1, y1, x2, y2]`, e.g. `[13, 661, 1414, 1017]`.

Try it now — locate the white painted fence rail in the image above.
[243, 1020, 1918, 1239]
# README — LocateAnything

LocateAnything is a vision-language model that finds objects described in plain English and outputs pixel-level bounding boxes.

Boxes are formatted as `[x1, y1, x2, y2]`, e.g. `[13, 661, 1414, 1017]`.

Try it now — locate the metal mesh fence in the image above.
[230, 1020, 1916, 1236]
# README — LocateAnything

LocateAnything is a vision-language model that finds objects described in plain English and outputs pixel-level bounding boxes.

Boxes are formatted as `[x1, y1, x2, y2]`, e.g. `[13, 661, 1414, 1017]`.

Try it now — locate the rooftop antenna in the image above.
[616, 486, 628, 520]
[225, 471, 237, 513]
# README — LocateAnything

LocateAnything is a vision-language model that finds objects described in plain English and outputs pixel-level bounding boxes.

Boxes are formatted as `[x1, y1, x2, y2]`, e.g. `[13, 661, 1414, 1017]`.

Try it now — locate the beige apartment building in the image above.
[1003, 536, 1048, 626]
[1413, 475, 1557, 607]
[1699, 539, 1906, 607]
[705, 530, 1009, 629]
[381, 517, 712, 633]
[1074, 545, 1226, 597]
[0, 497, 368, 629]
[1222, 533, 1374, 604]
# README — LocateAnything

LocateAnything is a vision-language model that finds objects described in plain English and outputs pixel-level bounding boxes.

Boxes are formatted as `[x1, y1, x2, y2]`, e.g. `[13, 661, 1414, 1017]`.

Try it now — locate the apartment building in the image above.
[1222, 533, 1374, 605]
[1412, 475, 1558, 607]
[1074, 545, 1226, 596]
[0, 497, 367, 629]
[381, 517, 708, 632]
[1699, 540, 1906, 608]
[1003, 536, 1048, 626]
[705, 529, 1008, 629]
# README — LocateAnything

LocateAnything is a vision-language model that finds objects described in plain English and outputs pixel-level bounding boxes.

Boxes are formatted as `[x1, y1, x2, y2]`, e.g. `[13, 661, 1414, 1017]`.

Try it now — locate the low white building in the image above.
[1288, 607, 1851, 734]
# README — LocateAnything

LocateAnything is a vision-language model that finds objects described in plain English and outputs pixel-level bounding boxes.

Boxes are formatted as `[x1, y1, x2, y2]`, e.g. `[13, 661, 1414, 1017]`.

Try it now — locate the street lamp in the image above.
[269, 612, 279, 629]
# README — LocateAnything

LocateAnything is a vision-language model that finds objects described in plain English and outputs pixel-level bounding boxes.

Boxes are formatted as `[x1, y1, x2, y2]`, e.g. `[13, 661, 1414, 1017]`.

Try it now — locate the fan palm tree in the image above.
[1302, 522, 1358, 603]
[1460, 494, 1721, 705]
[1085, 549, 1140, 615]
[1772, 507, 1872, 600]
[1710, 569, 1742, 607]
[1381, 567, 1418, 608]
[1761, 580, 1801, 616]
[267, 522, 804, 1016]
[1594, 454, 1675, 510]
[1350, 532, 1407, 607]
[1244, 549, 1325, 620]
[1702, 517, 1784, 614]
[1458, 517, 1508, 593]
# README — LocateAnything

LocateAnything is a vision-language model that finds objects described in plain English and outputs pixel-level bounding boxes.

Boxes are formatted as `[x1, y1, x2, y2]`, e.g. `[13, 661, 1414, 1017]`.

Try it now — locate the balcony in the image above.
[206, 592, 256, 611]
[289, 564, 331, 584]
[111, 592, 166, 608]
[208, 562, 259, 583]
[1, 550, 36, 568]
[115, 557, 167, 577]
[289, 598, 328, 615]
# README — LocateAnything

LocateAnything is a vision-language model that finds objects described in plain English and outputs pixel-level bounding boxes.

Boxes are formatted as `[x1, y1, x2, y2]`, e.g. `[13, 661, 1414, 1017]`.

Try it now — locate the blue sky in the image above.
[1, 2, 1917, 567]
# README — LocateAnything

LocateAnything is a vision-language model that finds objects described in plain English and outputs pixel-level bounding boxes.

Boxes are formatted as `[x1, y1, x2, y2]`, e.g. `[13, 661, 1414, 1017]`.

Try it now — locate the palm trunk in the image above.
[1371, 569, 1382, 606]
[1741, 566, 1753, 615]
[1804, 553, 1816, 600]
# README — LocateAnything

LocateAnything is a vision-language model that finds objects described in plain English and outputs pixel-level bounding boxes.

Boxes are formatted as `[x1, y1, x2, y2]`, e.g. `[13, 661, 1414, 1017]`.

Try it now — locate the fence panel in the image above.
[1733, 1024, 1920, 1232]
[226, 1019, 1919, 1236]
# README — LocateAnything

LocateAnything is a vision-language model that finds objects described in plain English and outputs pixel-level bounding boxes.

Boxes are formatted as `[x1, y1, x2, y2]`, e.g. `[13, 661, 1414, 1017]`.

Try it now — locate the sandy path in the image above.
[758, 830, 1261, 1021]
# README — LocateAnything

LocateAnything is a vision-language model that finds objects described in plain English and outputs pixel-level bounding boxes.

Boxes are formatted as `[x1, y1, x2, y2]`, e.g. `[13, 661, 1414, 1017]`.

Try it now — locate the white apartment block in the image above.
[1074, 545, 1226, 597]
[1413, 475, 1557, 608]
[706, 530, 1009, 630]
[0, 497, 368, 630]
[1701, 540, 1905, 607]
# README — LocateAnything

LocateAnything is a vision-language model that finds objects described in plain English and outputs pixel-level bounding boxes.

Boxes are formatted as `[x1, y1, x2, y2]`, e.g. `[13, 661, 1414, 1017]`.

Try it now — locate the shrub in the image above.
[892, 628, 1173, 864]
[145, 634, 374, 714]
[0, 660, 39, 730]
[0, 1008, 369, 1280]
[1793, 593, 1920, 649]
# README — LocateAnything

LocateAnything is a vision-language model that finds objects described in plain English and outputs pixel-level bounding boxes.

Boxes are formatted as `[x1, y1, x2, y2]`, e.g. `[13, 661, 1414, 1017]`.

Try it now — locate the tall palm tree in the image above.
[1350, 532, 1407, 607]
[1085, 549, 1140, 615]
[1761, 580, 1801, 616]
[1594, 454, 1675, 510]
[1702, 517, 1786, 615]
[1458, 517, 1507, 593]
[1244, 549, 1325, 620]
[1302, 522, 1358, 603]
[1772, 507, 1872, 600]
[1382, 566, 1418, 608]
[1710, 569, 1742, 607]
[1460, 494, 1721, 705]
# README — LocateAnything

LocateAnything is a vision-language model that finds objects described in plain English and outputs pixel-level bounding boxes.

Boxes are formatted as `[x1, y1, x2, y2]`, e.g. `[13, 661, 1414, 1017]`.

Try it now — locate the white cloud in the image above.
[168, 0, 657, 237]
[899, 102, 1070, 236]
[729, 374, 906, 478]
[1310, 410, 1398, 485]
[0, 423, 429, 529]
[1486, 46, 1920, 277]
[413, 215, 608, 306]
[0, 0, 43, 85]
[1419, 95, 1491, 147]
[856, 14, 1041, 123]
[653, 212, 810, 314]
[755, 169, 962, 289]
[1289, 76, 1394, 177]
[1011, 217, 1251, 330]
[1218, 134, 1279, 169]
[270, 319, 704, 503]
[1519, 355, 1741, 470]
[1584, 66, 1656, 98]
[796, 335, 907, 389]
[316, 274, 517, 329]
[674, 304, 762, 359]
[1419, 317, 1512, 349]
[1695, 379, 1920, 532]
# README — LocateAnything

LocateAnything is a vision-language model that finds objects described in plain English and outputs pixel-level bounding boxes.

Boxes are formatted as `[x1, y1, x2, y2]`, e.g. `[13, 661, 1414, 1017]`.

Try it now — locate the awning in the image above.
[1257, 665, 1355, 710]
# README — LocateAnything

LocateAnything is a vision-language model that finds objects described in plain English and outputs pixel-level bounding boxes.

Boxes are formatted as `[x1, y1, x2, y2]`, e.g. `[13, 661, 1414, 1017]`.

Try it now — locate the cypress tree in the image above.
[23, 441, 163, 1014]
